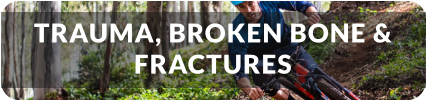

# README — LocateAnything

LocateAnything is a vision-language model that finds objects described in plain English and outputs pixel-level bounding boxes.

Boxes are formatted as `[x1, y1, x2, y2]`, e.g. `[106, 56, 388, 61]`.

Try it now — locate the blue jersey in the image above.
[228, 1, 314, 81]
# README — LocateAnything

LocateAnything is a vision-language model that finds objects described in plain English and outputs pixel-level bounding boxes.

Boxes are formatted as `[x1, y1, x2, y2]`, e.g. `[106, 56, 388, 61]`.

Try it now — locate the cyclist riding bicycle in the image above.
[228, 1, 321, 100]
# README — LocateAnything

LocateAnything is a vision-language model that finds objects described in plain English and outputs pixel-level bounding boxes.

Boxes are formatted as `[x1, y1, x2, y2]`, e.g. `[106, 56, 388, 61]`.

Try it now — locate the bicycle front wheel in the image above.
[277, 77, 311, 100]
[316, 78, 351, 100]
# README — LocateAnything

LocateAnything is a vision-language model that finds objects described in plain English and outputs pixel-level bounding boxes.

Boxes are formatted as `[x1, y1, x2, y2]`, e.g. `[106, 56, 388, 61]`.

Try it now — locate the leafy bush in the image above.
[62, 41, 240, 99]
[305, 25, 337, 64]
[355, 18, 426, 98]
[64, 44, 133, 92]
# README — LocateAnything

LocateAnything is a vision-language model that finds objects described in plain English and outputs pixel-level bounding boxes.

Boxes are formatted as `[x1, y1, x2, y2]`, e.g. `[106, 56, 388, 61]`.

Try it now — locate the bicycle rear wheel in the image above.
[277, 77, 311, 100]
[316, 78, 351, 100]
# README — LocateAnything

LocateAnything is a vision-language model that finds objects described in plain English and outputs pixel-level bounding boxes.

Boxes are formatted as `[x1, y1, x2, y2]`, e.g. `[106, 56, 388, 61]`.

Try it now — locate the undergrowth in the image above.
[56, 40, 240, 99]
[355, 17, 426, 99]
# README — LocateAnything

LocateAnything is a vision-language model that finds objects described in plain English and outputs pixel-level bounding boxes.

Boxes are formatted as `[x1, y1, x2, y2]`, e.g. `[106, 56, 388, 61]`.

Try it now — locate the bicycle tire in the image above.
[277, 77, 311, 100]
[345, 92, 357, 100]
[316, 78, 351, 100]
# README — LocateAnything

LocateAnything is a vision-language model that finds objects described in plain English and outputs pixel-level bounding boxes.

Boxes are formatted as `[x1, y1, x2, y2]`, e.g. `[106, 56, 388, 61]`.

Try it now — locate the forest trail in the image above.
[319, 1, 422, 99]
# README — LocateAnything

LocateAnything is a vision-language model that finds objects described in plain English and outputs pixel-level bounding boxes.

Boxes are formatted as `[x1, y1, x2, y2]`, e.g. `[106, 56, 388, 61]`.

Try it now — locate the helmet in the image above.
[231, 1, 244, 5]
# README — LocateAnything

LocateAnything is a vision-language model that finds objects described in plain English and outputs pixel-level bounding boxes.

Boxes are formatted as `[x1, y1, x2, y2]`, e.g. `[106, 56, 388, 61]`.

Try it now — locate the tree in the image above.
[100, 1, 119, 94]
[212, 1, 223, 38]
[136, 1, 145, 54]
[187, 1, 195, 46]
[19, 1, 26, 98]
[12, 2, 20, 99]
[144, 1, 163, 88]
[31, 1, 62, 99]
[0, 26, 4, 98]
[161, 1, 171, 71]
[30, 2, 39, 93]
[172, 1, 180, 49]
[2, 2, 14, 97]
[95, 1, 100, 39]
[200, 1, 211, 41]
[180, 1, 187, 48]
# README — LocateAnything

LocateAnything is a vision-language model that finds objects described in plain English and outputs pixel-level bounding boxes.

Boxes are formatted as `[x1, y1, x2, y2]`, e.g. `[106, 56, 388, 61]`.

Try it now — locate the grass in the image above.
[355, 18, 426, 99]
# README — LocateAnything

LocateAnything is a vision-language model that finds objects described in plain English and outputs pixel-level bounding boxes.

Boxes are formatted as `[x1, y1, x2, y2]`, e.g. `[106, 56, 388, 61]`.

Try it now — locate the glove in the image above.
[264, 81, 281, 96]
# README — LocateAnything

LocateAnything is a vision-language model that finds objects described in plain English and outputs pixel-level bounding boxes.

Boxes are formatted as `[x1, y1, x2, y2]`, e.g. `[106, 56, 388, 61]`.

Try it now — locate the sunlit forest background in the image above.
[1, 1, 425, 100]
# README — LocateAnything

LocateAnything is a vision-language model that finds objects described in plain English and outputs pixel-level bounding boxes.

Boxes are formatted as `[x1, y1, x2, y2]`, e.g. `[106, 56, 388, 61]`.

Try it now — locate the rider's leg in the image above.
[296, 46, 323, 86]
[298, 47, 319, 71]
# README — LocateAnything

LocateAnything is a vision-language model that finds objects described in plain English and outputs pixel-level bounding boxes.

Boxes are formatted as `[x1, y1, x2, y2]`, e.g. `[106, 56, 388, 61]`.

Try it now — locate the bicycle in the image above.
[260, 26, 361, 100]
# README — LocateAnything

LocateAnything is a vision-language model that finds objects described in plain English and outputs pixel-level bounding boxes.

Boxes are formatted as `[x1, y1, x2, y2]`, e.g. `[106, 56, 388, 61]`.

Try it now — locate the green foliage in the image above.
[377, 52, 388, 62]
[118, 88, 240, 100]
[45, 91, 60, 99]
[63, 44, 132, 91]
[389, 87, 402, 100]
[305, 25, 337, 64]
[355, 18, 426, 91]
[63, 43, 147, 99]
[64, 41, 239, 99]
[166, 40, 237, 88]
[410, 19, 426, 40]
[358, 7, 378, 21]
[66, 88, 102, 99]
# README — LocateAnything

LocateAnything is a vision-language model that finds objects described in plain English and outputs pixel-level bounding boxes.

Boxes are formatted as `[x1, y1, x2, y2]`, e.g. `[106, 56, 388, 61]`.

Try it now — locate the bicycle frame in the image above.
[260, 26, 360, 100]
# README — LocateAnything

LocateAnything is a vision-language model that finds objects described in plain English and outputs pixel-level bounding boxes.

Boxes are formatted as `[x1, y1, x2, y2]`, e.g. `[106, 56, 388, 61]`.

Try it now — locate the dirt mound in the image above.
[321, 1, 418, 83]
[319, 1, 423, 99]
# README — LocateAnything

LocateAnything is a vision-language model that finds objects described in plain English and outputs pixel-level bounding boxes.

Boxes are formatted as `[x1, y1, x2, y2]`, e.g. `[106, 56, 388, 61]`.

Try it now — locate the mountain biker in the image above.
[229, 1, 321, 100]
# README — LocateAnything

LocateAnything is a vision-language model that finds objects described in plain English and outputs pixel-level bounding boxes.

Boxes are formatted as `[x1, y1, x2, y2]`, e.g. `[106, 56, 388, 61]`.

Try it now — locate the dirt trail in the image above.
[319, 1, 421, 99]
[321, 1, 417, 86]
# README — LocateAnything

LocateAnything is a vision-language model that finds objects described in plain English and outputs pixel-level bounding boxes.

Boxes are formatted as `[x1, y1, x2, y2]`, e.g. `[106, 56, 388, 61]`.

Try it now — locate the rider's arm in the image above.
[274, 1, 315, 15]
[229, 33, 267, 99]
[228, 18, 260, 97]
[228, 36, 249, 85]
[237, 77, 252, 93]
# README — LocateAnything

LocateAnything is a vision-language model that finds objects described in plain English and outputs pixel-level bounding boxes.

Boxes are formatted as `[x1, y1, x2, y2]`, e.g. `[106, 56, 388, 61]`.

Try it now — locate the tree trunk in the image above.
[19, 1, 26, 99]
[2, 2, 14, 97]
[212, 1, 223, 38]
[315, 1, 322, 12]
[125, 1, 128, 23]
[171, 1, 179, 49]
[30, 2, 39, 94]
[136, 1, 144, 54]
[12, 2, 21, 99]
[100, 1, 106, 51]
[200, 1, 211, 41]
[32, 1, 62, 99]
[0, 29, 4, 98]
[0, 1, 6, 86]
[230, 4, 234, 22]
[95, 1, 100, 39]
[162, 1, 171, 71]
[187, 1, 195, 46]
[100, 1, 119, 94]
[145, 1, 163, 88]
[179, 1, 187, 48]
